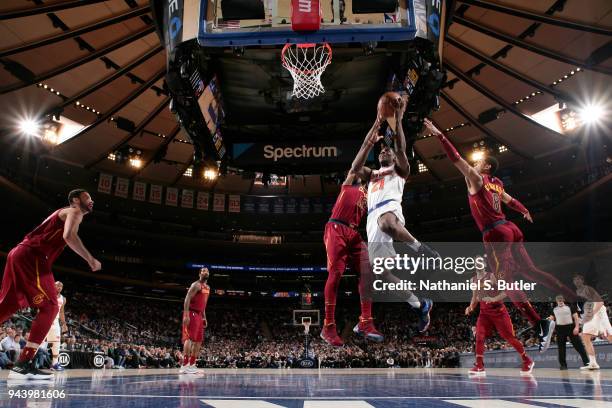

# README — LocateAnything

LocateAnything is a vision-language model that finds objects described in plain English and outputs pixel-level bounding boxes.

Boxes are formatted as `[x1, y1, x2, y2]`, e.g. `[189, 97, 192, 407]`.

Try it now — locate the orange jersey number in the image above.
[371, 179, 385, 193]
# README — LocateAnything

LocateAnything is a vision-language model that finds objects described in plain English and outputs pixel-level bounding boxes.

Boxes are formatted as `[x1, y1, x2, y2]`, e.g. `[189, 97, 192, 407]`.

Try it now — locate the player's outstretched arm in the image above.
[465, 289, 478, 315]
[346, 117, 382, 184]
[393, 100, 410, 179]
[63, 208, 101, 271]
[424, 119, 483, 190]
[501, 192, 533, 223]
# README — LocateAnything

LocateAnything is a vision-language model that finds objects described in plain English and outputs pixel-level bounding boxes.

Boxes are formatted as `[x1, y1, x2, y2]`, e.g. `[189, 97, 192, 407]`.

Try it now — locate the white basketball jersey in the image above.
[367, 165, 405, 212]
[54, 295, 64, 323]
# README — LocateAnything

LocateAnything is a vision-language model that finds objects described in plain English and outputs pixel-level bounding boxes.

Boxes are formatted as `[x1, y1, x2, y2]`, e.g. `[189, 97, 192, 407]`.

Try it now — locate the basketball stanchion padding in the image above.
[291, 0, 321, 32]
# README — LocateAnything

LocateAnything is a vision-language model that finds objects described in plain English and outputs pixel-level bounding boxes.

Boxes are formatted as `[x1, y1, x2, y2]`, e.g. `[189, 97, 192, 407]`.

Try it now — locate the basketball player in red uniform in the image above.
[180, 267, 210, 374]
[0, 189, 100, 379]
[322, 118, 384, 347]
[466, 261, 534, 376]
[425, 119, 576, 351]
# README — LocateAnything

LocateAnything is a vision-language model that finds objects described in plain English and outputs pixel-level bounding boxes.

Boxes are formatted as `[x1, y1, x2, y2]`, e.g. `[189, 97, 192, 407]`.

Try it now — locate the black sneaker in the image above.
[8, 361, 53, 380]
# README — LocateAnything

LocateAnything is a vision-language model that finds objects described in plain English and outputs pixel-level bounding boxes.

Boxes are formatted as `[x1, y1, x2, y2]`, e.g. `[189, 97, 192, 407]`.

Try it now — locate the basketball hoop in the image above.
[281, 43, 332, 99]
[301, 316, 312, 335]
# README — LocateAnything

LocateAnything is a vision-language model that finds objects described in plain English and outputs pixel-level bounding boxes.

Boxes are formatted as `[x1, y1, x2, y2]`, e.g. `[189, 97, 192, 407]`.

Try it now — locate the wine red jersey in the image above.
[468, 175, 507, 231]
[472, 272, 504, 311]
[330, 184, 367, 228]
[189, 282, 210, 313]
[19, 209, 66, 264]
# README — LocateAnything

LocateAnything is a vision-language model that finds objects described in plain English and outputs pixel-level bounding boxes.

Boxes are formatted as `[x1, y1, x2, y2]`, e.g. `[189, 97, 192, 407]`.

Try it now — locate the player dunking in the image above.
[465, 260, 534, 376]
[322, 118, 384, 347]
[352, 98, 435, 332]
[0, 189, 100, 379]
[180, 267, 210, 374]
[45, 281, 67, 371]
[425, 118, 576, 350]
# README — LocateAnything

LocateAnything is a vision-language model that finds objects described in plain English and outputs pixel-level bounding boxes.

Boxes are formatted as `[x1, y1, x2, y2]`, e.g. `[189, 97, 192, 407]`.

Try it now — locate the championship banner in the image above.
[97, 173, 112, 194]
[258, 197, 270, 214]
[150, 184, 162, 204]
[132, 181, 146, 201]
[196, 191, 209, 210]
[114, 177, 129, 198]
[228, 195, 240, 213]
[299, 198, 310, 214]
[273, 198, 284, 214]
[286, 198, 297, 214]
[243, 196, 256, 213]
[166, 187, 178, 207]
[232, 141, 365, 166]
[213, 193, 225, 212]
[181, 189, 194, 208]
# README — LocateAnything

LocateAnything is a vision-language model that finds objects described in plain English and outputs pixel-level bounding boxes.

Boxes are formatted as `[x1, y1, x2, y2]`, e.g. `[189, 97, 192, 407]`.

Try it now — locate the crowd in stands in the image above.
[0, 291, 570, 371]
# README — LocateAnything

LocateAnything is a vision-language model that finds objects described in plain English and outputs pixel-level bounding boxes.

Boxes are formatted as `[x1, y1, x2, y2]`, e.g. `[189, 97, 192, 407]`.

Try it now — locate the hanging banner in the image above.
[213, 193, 225, 212]
[115, 177, 129, 198]
[97, 173, 113, 194]
[133, 181, 146, 201]
[243, 196, 256, 213]
[196, 191, 209, 210]
[286, 198, 297, 214]
[228, 195, 241, 213]
[150, 184, 162, 204]
[181, 189, 194, 208]
[273, 198, 284, 214]
[258, 197, 270, 214]
[166, 187, 178, 207]
[299, 198, 310, 214]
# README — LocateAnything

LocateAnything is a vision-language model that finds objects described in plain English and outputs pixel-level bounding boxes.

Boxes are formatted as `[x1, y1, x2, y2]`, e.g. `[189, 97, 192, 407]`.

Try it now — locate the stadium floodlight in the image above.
[470, 150, 484, 162]
[579, 103, 605, 124]
[19, 118, 40, 136]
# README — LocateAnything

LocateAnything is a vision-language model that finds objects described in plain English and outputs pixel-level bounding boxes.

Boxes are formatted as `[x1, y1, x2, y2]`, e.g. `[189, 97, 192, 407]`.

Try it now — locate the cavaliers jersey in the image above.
[468, 175, 507, 232]
[20, 209, 66, 264]
[189, 282, 210, 313]
[471, 272, 505, 312]
[330, 184, 367, 227]
[367, 165, 405, 214]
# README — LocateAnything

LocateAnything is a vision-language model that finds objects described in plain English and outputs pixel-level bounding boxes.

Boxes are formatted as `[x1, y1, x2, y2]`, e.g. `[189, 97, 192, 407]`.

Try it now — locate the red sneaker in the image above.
[521, 358, 535, 375]
[468, 363, 486, 376]
[320, 323, 344, 347]
[353, 318, 384, 342]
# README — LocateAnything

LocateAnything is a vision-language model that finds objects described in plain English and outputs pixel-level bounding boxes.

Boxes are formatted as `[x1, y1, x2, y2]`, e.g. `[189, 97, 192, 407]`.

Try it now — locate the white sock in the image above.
[406, 293, 421, 309]
[589, 355, 597, 365]
[408, 241, 421, 251]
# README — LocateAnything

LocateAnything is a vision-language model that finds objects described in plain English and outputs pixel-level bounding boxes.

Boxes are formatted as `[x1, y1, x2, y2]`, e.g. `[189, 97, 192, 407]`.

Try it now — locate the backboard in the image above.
[199, 0, 423, 47]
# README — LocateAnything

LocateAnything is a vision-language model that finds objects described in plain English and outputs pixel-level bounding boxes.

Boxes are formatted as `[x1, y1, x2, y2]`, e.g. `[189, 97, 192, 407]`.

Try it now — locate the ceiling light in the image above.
[19, 119, 40, 136]
[579, 103, 605, 124]
[470, 150, 485, 162]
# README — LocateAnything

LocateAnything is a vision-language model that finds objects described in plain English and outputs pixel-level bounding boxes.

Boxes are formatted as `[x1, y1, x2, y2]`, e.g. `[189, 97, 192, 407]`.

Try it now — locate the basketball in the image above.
[377, 91, 403, 119]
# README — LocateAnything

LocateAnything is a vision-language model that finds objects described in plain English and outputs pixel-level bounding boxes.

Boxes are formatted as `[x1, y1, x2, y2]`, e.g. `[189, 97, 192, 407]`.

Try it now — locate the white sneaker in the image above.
[179, 365, 188, 374]
[580, 362, 600, 370]
[187, 365, 202, 374]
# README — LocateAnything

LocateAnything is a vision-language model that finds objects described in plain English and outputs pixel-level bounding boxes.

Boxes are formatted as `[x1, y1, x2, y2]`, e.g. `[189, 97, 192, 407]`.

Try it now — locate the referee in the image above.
[549, 295, 589, 370]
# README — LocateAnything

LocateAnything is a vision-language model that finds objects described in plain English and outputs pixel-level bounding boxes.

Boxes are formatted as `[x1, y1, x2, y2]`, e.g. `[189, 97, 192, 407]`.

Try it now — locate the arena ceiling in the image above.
[0, 0, 610, 192]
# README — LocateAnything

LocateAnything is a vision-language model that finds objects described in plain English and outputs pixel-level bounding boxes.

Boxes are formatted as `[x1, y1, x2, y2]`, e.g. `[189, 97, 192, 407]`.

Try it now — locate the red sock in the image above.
[360, 300, 372, 320]
[18, 346, 37, 363]
[189, 356, 196, 366]
[476, 355, 484, 366]
[183, 355, 189, 366]
[324, 304, 336, 326]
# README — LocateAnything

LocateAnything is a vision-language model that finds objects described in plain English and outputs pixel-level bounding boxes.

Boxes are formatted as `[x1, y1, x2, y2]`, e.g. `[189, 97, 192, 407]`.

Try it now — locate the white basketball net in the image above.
[282, 43, 332, 99]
